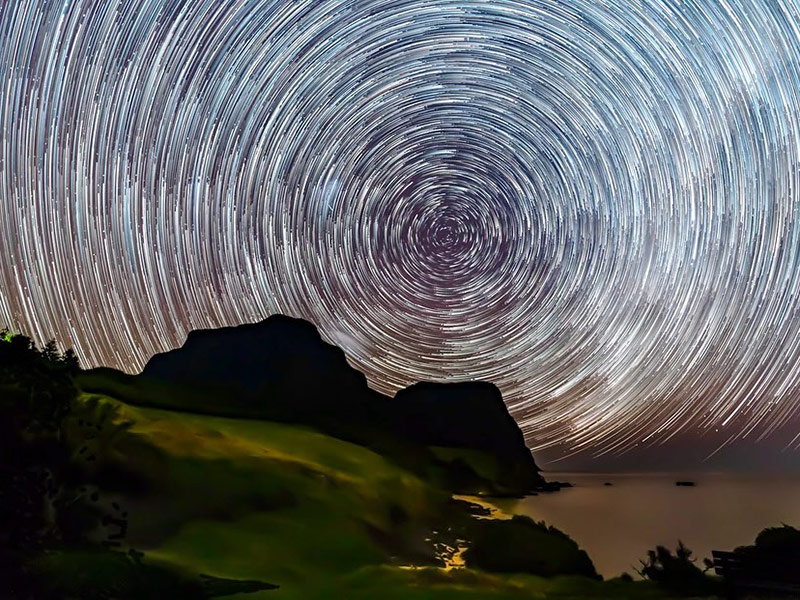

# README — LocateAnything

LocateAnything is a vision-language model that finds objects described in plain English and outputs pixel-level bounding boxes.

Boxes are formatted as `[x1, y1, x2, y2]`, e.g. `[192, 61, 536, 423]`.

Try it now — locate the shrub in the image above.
[637, 541, 717, 595]
[463, 515, 598, 578]
[732, 524, 800, 584]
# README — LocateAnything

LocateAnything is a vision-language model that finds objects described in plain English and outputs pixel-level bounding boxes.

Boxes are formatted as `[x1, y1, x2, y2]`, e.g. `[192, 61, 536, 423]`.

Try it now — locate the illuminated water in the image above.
[500, 472, 800, 579]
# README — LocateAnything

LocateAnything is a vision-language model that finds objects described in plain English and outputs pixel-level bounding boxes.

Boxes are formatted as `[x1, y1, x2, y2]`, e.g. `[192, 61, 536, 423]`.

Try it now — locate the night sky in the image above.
[2, 0, 800, 467]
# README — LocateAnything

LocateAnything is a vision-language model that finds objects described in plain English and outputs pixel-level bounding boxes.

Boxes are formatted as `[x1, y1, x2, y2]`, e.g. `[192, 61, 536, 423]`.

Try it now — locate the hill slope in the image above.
[58, 392, 682, 600]
[81, 314, 543, 494]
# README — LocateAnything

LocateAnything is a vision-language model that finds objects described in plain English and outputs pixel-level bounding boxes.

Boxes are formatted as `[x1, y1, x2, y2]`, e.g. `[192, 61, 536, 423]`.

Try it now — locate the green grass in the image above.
[273, 566, 706, 600]
[76, 368, 247, 416]
[77, 369, 533, 496]
[66, 394, 443, 594]
[62, 393, 715, 599]
[30, 549, 278, 599]
[117, 400, 439, 526]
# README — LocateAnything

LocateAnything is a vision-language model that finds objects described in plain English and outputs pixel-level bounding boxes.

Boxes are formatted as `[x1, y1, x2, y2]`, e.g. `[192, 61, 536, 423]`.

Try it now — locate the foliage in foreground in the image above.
[0, 332, 89, 596]
[731, 524, 800, 584]
[464, 515, 598, 579]
[636, 542, 719, 596]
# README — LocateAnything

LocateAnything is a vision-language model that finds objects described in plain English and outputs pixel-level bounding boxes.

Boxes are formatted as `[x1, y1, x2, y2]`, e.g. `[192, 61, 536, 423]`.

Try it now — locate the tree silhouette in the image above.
[0, 331, 125, 596]
[636, 541, 716, 595]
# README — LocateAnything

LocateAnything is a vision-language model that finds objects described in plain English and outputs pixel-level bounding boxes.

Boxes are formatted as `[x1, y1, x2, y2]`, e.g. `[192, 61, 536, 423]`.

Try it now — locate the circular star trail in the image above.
[2, 0, 800, 458]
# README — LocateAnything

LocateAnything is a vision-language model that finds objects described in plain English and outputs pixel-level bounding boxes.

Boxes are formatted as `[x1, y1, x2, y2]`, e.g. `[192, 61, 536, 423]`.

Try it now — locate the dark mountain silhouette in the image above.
[86, 315, 544, 493]
[141, 315, 385, 428]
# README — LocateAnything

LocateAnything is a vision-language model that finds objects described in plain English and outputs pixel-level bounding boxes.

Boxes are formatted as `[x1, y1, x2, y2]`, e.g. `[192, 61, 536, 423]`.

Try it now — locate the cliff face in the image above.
[137, 314, 543, 492]
[392, 382, 542, 491]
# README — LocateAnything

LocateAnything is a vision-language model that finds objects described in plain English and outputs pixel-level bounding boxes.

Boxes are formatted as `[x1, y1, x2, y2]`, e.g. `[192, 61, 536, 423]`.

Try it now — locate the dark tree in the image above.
[0, 331, 115, 597]
[636, 541, 717, 596]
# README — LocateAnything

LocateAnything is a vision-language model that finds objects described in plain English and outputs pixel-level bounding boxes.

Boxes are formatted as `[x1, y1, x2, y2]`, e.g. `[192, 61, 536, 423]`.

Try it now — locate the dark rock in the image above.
[451, 498, 492, 518]
[392, 382, 543, 492]
[141, 315, 383, 427]
[675, 481, 696, 486]
[200, 574, 278, 595]
[536, 480, 572, 491]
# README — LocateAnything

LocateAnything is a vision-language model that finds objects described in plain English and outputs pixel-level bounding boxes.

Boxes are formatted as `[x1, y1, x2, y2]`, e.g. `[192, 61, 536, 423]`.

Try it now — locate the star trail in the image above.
[2, 0, 800, 458]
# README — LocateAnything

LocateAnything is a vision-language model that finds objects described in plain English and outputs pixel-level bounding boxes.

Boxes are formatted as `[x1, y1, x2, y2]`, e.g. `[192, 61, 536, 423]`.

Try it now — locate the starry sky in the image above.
[2, 0, 800, 467]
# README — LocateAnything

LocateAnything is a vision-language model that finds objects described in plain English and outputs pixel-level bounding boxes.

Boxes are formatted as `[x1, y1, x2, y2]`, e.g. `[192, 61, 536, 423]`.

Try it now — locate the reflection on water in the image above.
[499, 472, 800, 579]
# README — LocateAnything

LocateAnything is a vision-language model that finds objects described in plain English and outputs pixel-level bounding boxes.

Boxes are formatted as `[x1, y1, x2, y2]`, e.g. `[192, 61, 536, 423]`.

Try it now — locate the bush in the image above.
[0, 332, 130, 596]
[636, 541, 717, 596]
[0, 333, 83, 591]
[732, 524, 800, 584]
[463, 515, 598, 578]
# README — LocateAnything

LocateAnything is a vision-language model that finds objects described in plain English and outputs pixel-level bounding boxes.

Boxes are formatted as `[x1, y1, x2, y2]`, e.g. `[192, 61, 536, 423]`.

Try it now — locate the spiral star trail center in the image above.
[2, 0, 800, 459]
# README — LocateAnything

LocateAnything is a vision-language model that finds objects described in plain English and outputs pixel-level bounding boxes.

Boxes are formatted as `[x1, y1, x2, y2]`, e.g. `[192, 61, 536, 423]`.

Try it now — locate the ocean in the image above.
[497, 471, 800, 579]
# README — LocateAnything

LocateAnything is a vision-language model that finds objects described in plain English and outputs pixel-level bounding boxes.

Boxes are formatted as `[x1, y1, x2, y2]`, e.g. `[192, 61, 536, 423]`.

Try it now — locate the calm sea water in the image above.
[498, 472, 800, 579]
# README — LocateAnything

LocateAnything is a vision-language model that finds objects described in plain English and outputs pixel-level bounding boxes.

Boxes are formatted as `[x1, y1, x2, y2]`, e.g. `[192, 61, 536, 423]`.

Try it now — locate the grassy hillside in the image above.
[77, 368, 532, 496]
[53, 392, 712, 599]
[65, 394, 441, 585]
